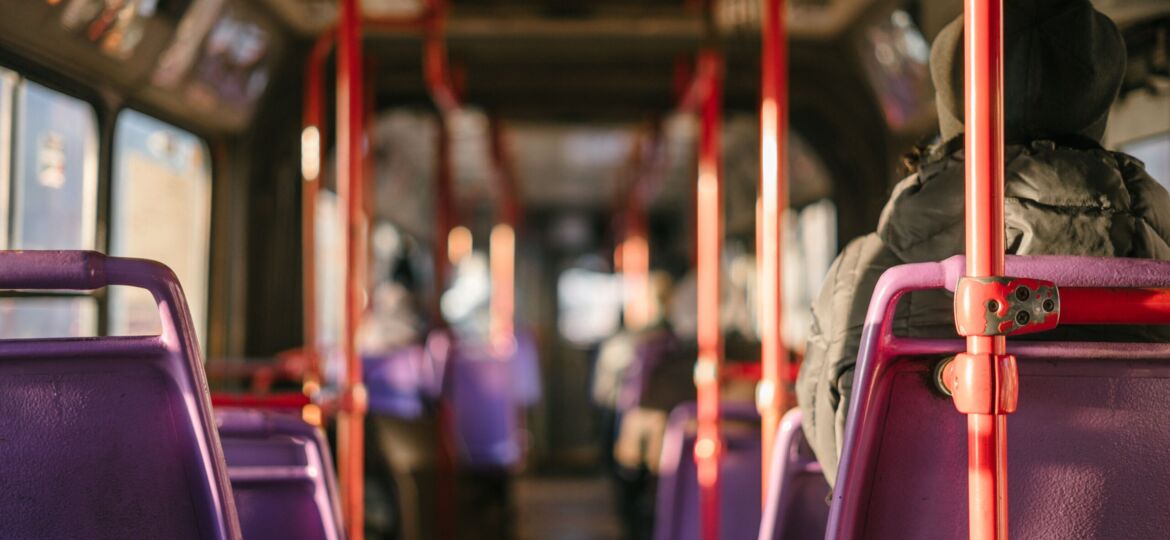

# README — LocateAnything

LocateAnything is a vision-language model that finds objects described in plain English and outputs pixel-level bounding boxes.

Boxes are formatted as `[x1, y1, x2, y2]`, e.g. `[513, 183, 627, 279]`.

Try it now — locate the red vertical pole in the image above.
[757, 0, 788, 490]
[963, 0, 1008, 538]
[302, 30, 334, 403]
[337, 0, 367, 538]
[621, 129, 652, 330]
[431, 113, 458, 540]
[694, 50, 724, 540]
[423, 4, 460, 536]
[488, 116, 520, 351]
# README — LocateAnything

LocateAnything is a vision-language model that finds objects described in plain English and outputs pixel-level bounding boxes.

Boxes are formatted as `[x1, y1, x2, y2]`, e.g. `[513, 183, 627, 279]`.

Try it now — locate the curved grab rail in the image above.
[0, 250, 199, 354]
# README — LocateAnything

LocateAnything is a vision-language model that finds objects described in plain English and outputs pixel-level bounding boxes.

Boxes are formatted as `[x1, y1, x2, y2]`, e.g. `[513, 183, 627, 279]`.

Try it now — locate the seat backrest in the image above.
[654, 401, 762, 540]
[830, 255, 1170, 539]
[217, 409, 344, 540]
[363, 345, 426, 419]
[448, 343, 520, 468]
[757, 409, 830, 540]
[511, 328, 542, 407]
[0, 251, 239, 539]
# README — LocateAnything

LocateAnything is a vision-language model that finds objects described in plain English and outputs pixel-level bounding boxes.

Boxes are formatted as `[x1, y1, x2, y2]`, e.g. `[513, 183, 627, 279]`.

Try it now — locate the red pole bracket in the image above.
[340, 382, 370, 415]
[940, 353, 1019, 415]
[954, 276, 1059, 337]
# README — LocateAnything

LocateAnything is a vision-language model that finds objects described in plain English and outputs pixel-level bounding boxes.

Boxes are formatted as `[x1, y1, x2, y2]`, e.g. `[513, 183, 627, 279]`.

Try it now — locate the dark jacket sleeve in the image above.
[796, 233, 901, 487]
[1119, 156, 1170, 259]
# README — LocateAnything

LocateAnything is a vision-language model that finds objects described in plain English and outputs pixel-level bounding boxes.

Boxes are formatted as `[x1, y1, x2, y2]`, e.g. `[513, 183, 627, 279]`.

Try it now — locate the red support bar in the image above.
[618, 127, 654, 330]
[1060, 288, 1170, 325]
[962, 0, 1008, 538]
[211, 392, 313, 411]
[693, 49, 724, 540]
[757, 0, 789, 492]
[302, 28, 335, 399]
[336, 0, 368, 538]
[425, 6, 460, 537]
[488, 116, 520, 351]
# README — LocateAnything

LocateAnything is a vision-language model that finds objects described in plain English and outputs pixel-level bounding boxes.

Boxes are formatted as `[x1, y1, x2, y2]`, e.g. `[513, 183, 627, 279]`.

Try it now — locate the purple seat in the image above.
[830, 255, 1170, 539]
[654, 401, 762, 540]
[757, 409, 830, 540]
[0, 251, 239, 539]
[217, 409, 344, 540]
[448, 343, 521, 468]
[511, 328, 542, 407]
[363, 345, 427, 419]
[617, 330, 676, 413]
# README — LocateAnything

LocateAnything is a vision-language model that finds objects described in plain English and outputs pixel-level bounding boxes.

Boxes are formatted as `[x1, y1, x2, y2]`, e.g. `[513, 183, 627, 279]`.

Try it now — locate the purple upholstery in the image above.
[617, 330, 675, 412]
[830, 255, 1170, 539]
[217, 409, 344, 540]
[511, 328, 542, 407]
[448, 344, 521, 468]
[0, 251, 239, 539]
[757, 409, 829, 540]
[363, 345, 427, 419]
[654, 401, 762, 540]
[422, 329, 453, 398]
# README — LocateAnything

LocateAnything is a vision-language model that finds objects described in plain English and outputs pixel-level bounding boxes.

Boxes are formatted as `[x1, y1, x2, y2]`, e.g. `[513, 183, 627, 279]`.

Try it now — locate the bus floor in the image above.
[515, 473, 623, 540]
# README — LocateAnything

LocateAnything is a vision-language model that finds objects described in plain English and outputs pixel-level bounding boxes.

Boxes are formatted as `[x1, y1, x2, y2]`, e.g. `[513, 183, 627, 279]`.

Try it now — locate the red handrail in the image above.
[336, 0, 368, 538]
[692, 50, 724, 540]
[961, 0, 1009, 538]
[617, 125, 656, 330]
[757, 0, 789, 492]
[302, 28, 335, 400]
[300, 5, 460, 539]
[422, 5, 460, 539]
[488, 116, 520, 351]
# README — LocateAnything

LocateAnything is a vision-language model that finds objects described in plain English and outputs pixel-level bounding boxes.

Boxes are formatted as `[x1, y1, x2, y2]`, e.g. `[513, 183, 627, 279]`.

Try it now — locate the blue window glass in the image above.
[11, 81, 98, 250]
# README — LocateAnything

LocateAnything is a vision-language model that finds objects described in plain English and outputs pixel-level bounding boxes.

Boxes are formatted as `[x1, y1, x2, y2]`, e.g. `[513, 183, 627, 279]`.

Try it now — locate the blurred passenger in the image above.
[590, 272, 676, 540]
[360, 255, 438, 540]
[797, 0, 1170, 488]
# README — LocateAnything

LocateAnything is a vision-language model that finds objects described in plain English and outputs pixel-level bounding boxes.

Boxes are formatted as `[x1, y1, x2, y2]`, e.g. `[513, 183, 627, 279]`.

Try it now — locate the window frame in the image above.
[0, 67, 102, 339]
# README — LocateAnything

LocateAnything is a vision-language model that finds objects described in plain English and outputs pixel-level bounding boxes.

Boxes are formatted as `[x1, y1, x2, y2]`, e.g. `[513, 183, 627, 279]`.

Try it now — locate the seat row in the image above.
[0, 250, 545, 539]
[655, 255, 1170, 540]
[0, 252, 341, 539]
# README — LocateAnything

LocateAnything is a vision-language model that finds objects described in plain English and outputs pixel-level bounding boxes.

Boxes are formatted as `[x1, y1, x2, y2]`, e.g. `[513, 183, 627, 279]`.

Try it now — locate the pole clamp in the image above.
[954, 276, 1059, 337]
[340, 383, 369, 415]
[938, 353, 1019, 415]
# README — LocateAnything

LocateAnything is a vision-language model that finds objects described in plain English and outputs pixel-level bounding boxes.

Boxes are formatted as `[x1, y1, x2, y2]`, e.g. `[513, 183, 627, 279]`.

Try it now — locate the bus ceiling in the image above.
[0, 0, 1164, 132]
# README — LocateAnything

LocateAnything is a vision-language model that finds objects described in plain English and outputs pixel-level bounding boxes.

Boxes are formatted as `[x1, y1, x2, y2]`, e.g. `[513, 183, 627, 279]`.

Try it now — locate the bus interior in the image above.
[0, 0, 1168, 539]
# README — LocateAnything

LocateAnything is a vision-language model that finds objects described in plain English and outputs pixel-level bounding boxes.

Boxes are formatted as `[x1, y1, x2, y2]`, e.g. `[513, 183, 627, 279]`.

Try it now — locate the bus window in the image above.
[0, 69, 13, 247]
[0, 297, 97, 339]
[858, 9, 933, 130]
[558, 260, 624, 347]
[1122, 134, 1170, 192]
[11, 80, 98, 250]
[316, 190, 344, 365]
[108, 110, 212, 347]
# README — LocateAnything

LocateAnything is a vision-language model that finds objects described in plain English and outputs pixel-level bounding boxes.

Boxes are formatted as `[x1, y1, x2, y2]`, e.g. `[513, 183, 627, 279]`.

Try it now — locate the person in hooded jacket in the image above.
[796, 0, 1170, 488]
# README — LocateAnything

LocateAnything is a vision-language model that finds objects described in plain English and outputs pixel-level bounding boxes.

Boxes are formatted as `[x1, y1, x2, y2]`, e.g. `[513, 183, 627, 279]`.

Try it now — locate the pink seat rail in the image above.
[757, 408, 829, 540]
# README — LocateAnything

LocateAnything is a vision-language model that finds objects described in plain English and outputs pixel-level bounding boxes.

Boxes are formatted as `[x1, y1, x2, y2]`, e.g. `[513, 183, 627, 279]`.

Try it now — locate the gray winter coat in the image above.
[795, 141, 1170, 487]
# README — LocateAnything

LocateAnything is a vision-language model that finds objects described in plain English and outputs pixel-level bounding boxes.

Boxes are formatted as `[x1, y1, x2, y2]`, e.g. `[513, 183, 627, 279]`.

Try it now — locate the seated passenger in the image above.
[796, 0, 1170, 487]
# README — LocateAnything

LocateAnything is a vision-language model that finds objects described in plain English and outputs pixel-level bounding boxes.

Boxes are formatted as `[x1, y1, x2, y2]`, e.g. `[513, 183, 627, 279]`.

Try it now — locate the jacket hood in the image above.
[931, 0, 1126, 143]
[878, 142, 1170, 264]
